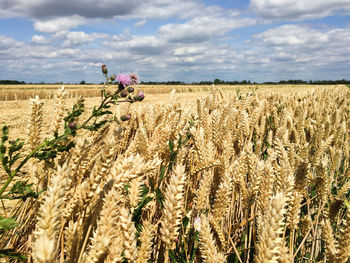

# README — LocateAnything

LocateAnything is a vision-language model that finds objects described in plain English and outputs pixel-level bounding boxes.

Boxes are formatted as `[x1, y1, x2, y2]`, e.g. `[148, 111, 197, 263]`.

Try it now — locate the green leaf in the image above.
[124, 182, 130, 192]
[155, 188, 164, 208]
[141, 185, 149, 197]
[9, 153, 21, 167]
[0, 249, 27, 261]
[2, 181, 44, 201]
[1, 126, 9, 143]
[0, 145, 6, 155]
[34, 150, 57, 160]
[84, 120, 108, 131]
[0, 217, 17, 232]
[132, 196, 153, 224]
[169, 140, 174, 153]
[182, 216, 189, 230]
[159, 165, 166, 182]
[2, 156, 8, 167]
[168, 250, 178, 262]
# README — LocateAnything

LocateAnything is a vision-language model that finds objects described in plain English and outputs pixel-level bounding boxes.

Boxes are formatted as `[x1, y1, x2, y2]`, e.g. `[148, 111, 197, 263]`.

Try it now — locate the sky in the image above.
[0, 0, 349, 83]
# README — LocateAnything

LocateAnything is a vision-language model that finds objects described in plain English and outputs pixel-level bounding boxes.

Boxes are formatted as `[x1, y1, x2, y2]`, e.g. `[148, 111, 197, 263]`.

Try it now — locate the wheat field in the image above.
[0, 84, 344, 101]
[0, 85, 350, 262]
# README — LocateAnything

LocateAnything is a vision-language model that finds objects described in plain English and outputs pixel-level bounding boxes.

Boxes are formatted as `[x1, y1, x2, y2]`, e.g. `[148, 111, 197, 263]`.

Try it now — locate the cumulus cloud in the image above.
[62, 31, 108, 47]
[1, 0, 349, 83]
[33, 15, 87, 33]
[159, 16, 256, 43]
[249, 24, 350, 79]
[0, 0, 203, 20]
[32, 35, 50, 44]
[0, 35, 23, 50]
[250, 0, 350, 20]
[253, 24, 329, 46]
[0, 0, 142, 19]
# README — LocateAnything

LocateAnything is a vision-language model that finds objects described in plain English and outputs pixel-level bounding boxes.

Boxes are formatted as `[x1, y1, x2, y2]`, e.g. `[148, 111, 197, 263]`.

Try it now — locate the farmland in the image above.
[0, 83, 344, 100]
[0, 84, 349, 262]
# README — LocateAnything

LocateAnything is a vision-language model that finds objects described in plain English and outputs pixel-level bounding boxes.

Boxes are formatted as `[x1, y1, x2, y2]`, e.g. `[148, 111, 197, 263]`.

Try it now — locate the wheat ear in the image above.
[337, 209, 350, 263]
[32, 164, 68, 263]
[136, 220, 155, 263]
[119, 206, 138, 261]
[83, 189, 120, 263]
[199, 214, 226, 263]
[254, 192, 288, 263]
[160, 165, 187, 249]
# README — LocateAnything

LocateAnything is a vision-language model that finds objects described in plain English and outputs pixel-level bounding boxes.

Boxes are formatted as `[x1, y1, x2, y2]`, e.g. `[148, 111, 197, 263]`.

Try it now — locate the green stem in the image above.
[78, 96, 111, 129]
[0, 139, 50, 197]
[0, 79, 124, 197]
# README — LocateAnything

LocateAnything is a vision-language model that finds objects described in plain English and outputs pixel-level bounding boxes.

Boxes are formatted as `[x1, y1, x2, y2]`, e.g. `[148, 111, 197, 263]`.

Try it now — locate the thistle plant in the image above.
[0, 65, 144, 260]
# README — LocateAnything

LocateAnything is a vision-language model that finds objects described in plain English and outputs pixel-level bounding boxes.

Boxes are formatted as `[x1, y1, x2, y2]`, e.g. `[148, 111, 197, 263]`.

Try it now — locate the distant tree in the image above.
[214, 78, 221, 85]
[80, 80, 86, 85]
[0, 80, 26, 84]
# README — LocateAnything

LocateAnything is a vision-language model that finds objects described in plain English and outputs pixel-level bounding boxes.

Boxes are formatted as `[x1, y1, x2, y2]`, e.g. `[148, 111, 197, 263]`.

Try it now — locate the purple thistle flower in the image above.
[117, 74, 131, 87]
[129, 73, 139, 85]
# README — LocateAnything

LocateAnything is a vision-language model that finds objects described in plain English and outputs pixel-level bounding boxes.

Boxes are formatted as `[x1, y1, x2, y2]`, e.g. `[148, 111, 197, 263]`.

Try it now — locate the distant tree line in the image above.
[1, 79, 350, 85]
[140, 79, 350, 85]
[0, 80, 26, 84]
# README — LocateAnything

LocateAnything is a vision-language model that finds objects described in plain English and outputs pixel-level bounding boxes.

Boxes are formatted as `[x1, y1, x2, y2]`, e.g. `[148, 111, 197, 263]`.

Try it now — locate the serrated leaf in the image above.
[9, 153, 21, 167]
[2, 156, 8, 166]
[2, 126, 9, 141]
[0, 145, 6, 154]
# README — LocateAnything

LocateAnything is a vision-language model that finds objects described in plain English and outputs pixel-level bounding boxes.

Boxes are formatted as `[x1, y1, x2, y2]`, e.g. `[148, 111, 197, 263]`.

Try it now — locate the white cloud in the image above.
[159, 16, 256, 43]
[32, 35, 50, 44]
[1, 0, 349, 83]
[251, 24, 350, 75]
[253, 24, 329, 46]
[62, 31, 108, 47]
[134, 19, 146, 27]
[0, 35, 23, 50]
[34, 15, 87, 33]
[250, 0, 350, 20]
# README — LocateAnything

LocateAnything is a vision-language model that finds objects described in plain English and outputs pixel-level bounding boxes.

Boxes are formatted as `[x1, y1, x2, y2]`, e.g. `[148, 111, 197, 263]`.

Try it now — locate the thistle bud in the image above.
[110, 74, 116, 81]
[121, 90, 128, 97]
[127, 87, 134, 93]
[118, 83, 125, 90]
[68, 122, 77, 130]
[101, 64, 108, 74]
[120, 114, 131, 121]
[136, 91, 145, 101]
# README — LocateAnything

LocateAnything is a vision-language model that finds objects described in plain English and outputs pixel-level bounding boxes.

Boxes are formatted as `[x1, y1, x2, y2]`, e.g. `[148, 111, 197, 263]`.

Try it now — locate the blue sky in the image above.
[0, 0, 349, 83]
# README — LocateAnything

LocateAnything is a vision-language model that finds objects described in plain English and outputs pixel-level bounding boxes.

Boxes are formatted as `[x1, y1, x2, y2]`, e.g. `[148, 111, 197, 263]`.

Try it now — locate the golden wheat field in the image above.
[0, 84, 350, 262]
[0, 84, 344, 101]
